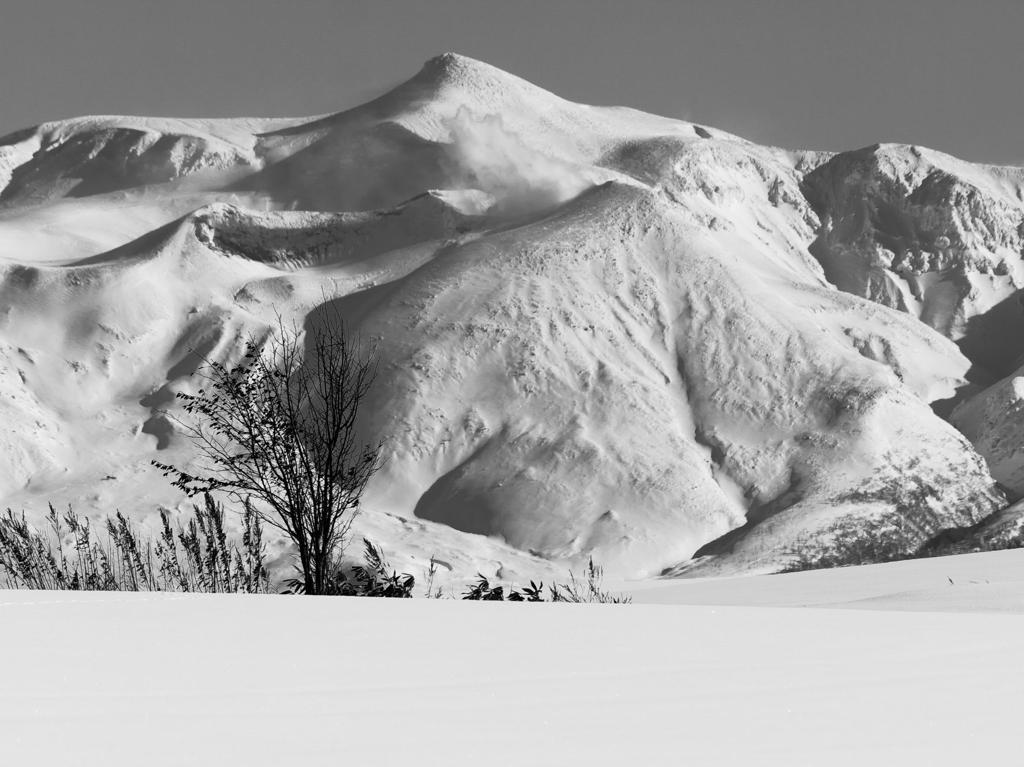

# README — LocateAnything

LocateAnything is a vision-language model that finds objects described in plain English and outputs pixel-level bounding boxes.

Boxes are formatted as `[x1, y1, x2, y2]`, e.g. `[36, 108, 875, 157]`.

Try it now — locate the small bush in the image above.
[332, 539, 416, 597]
[462, 574, 545, 601]
[283, 538, 416, 597]
[549, 558, 631, 604]
[461, 559, 630, 604]
[423, 556, 445, 599]
[0, 494, 268, 593]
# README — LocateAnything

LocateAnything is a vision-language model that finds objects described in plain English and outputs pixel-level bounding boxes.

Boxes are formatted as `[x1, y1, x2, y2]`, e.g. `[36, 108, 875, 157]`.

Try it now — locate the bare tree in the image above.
[154, 312, 382, 594]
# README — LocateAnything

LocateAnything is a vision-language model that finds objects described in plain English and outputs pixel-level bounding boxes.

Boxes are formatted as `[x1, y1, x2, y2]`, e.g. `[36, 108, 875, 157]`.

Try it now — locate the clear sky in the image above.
[2, 0, 1021, 165]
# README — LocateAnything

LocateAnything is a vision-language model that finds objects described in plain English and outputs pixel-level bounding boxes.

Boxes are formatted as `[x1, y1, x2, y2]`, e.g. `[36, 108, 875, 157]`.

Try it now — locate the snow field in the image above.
[3, 549, 1024, 766]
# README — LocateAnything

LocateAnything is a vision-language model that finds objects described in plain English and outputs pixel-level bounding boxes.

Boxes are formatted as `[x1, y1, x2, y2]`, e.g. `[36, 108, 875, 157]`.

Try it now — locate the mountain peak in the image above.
[409, 52, 548, 101]
[419, 52, 503, 79]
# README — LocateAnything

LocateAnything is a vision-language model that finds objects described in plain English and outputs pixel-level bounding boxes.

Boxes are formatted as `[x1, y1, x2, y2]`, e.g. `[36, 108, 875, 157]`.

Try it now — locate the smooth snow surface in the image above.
[4, 550, 1024, 766]
[1, 53, 1022, 581]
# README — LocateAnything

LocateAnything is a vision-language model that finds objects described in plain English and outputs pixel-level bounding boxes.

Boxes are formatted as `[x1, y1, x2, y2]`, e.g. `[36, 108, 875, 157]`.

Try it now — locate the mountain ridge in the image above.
[0, 53, 1020, 581]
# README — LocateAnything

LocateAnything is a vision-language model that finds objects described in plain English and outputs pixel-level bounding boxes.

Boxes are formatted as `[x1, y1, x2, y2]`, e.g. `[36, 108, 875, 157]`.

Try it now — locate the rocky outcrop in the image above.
[801, 144, 1024, 355]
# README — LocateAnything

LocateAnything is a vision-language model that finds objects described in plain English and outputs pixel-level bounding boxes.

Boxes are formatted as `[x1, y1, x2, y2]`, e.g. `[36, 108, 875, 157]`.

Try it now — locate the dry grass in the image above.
[0, 494, 268, 593]
[461, 558, 631, 603]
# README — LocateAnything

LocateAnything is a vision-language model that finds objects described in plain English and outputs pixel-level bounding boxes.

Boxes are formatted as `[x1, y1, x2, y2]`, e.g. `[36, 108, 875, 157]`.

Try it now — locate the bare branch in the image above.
[153, 308, 382, 594]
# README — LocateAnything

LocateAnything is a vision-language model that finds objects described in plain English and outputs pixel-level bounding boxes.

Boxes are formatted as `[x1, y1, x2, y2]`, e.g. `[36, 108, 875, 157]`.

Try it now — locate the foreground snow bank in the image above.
[3, 550, 1023, 766]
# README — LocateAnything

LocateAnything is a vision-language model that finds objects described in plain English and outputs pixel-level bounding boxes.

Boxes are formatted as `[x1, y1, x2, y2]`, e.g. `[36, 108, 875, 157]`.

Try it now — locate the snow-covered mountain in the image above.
[1, 53, 1020, 581]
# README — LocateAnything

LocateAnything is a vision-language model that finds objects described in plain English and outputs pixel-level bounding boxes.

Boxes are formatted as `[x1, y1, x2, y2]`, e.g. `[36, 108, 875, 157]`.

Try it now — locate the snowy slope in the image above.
[4, 550, 1024, 766]
[802, 144, 1024, 493]
[950, 369, 1024, 496]
[0, 53, 1018, 581]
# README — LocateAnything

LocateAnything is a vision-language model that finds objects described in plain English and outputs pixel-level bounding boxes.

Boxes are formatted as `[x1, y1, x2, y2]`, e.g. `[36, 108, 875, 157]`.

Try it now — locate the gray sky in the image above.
[2, 0, 1021, 165]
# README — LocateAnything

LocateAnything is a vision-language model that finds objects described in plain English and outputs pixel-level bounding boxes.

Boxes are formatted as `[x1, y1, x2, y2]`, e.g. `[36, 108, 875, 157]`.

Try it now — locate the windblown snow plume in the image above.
[440, 108, 601, 214]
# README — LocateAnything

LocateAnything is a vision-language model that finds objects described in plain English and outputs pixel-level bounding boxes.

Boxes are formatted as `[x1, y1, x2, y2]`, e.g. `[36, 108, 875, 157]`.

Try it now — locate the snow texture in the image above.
[3, 549, 1024, 766]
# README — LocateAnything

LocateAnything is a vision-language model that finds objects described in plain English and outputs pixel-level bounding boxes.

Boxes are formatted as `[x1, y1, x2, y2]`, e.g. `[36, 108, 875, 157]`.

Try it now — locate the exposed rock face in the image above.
[802, 144, 1024, 348]
[0, 54, 1013, 578]
[801, 142, 1024, 506]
